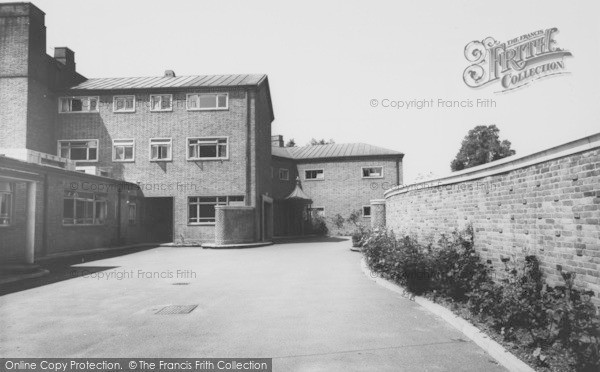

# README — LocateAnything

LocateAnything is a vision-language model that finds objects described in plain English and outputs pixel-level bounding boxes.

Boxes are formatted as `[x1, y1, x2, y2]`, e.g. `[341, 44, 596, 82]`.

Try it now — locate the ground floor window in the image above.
[308, 206, 325, 218]
[362, 206, 371, 217]
[63, 191, 107, 225]
[0, 181, 13, 226]
[188, 195, 244, 224]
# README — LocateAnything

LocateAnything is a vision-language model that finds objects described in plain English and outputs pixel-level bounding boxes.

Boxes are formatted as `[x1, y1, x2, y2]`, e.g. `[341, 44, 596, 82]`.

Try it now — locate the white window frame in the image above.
[112, 95, 136, 113]
[112, 139, 135, 162]
[362, 205, 372, 218]
[362, 166, 384, 179]
[58, 96, 99, 113]
[186, 93, 229, 111]
[62, 191, 107, 226]
[150, 94, 173, 112]
[58, 139, 99, 163]
[279, 168, 289, 181]
[305, 169, 324, 181]
[0, 181, 13, 227]
[186, 137, 229, 161]
[188, 196, 244, 225]
[149, 138, 173, 162]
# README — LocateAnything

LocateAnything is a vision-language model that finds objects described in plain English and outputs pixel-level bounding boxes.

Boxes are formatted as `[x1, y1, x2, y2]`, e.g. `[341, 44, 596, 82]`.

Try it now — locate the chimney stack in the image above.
[54, 47, 75, 70]
[271, 135, 284, 147]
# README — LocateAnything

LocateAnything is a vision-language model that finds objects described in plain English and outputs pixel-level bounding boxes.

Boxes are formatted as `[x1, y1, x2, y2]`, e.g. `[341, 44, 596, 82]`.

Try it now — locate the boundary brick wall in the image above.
[384, 133, 600, 298]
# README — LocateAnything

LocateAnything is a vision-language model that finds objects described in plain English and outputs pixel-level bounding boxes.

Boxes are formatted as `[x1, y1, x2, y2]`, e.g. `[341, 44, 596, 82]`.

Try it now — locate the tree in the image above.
[309, 138, 335, 146]
[450, 125, 515, 171]
[285, 138, 296, 147]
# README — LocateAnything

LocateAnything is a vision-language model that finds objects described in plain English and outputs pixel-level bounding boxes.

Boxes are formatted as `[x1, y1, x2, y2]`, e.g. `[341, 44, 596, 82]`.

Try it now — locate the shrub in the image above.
[310, 215, 328, 236]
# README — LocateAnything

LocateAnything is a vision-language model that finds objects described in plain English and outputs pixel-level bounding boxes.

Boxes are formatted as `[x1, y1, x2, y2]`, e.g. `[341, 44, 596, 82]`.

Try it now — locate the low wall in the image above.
[384, 133, 600, 297]
[214, 206, 256, 245]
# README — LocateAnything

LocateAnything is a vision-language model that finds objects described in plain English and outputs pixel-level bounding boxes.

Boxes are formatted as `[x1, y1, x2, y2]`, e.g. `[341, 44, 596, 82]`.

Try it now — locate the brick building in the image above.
[0, 2, 403, 264]
[271, 136, 404, 235]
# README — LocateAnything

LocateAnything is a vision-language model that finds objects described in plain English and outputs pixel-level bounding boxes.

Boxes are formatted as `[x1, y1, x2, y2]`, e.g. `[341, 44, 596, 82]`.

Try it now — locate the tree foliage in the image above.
[285, 138, 296, 147]
[309, 138, 335, 146]
[451, 125, 515, 171]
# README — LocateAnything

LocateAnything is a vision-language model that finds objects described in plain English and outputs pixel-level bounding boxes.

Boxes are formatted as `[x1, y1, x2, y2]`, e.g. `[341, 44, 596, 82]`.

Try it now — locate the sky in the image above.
[25, 0, 600, 182]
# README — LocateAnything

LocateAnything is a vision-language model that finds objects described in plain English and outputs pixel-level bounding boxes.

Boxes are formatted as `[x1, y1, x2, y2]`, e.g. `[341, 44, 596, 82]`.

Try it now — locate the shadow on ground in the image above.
[0, 246, 158, 296]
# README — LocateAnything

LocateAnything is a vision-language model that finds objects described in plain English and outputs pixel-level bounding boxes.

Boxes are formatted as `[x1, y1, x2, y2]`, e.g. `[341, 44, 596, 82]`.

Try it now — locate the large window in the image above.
[63, 191, 107, 225]
[112, 139, 135, 162]
[0, 181, 13, 226]
[186, 93, 228, 110]
[362, 166, 383, 178]
[59, 96, 99, 113]
[113, 95, 135, 113]
[305, 169, 324, 180]
[150, 138, 172, 161]
[59, 140, 98, 162]
[150, 94, 172, 112]
[187, 137, 228, 160]
[188, 196, 244, 224]
[279, 168, 289, 181]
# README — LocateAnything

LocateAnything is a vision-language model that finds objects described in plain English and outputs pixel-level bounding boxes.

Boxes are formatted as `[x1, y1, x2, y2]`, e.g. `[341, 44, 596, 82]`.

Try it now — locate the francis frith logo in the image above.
[463, 28, 572, 92]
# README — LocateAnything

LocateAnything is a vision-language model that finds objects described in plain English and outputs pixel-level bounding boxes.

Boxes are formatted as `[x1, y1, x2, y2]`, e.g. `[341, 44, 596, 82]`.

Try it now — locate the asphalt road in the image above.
[0, 238, 505, 371]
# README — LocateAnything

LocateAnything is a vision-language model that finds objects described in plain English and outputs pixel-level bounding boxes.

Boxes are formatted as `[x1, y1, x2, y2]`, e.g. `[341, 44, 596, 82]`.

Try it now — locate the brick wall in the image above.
[384, 134, 600, 298]
[214, 206, 256, 245]
[297, 157, 402, 234]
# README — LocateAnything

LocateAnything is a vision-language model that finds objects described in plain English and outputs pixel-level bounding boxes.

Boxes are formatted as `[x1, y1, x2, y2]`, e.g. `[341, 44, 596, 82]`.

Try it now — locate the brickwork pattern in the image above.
[385, 148, 600, 298]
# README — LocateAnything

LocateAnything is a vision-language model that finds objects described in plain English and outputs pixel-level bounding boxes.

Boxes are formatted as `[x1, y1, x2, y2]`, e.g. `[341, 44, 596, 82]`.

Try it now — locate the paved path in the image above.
[0, 238, 505, 371]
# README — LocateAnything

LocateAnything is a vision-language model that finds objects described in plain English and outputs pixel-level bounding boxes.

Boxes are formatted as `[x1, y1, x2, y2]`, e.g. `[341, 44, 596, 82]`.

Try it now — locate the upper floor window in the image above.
[279, 168, 289, 181]
[112, 139, 135, 162]
[305, 169, 324, 180]
[186, 93, 228, 110]
[150, 94, 173, 112]
[0, 181, 13, 226]
[59, 96, 99, 113]
[59, 140, 98, 162]
[362, 166, 383, 178]
[187, 137, 228, 160]
[150, 138, 172, 161]
[113, 95, 135, 113]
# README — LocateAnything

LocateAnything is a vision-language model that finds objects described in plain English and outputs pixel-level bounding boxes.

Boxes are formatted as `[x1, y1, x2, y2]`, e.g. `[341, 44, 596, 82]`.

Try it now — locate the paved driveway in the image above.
[0, 238, 505, 371]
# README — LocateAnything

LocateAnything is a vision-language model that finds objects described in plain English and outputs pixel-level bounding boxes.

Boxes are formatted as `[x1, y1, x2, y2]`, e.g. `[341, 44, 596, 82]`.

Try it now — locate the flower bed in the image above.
[362, 227, 600, 372]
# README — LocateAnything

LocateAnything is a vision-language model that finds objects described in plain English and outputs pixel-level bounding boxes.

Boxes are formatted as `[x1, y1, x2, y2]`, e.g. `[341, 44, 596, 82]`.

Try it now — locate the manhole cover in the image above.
[172, 282, 190, 285]
[155, 305, 198, 315]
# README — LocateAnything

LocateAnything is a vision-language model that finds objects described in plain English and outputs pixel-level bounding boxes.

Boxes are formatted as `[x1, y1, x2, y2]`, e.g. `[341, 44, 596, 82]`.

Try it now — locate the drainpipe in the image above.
[245, 90, 252, 205]
[41, 173, 48, 257]
[116, 188, 122, 246]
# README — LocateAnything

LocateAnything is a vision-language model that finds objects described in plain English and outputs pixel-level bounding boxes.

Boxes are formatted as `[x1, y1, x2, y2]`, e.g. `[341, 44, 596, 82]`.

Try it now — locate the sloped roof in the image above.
[69, 74, 268, 90]
[272, 143, 403, 160]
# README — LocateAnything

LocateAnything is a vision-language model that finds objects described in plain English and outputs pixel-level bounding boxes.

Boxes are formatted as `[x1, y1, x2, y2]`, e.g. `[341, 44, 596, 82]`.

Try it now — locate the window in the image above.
[362, 166, 384, 178]
[188, 196, 245, 224]
[305, 169, 324, 180]
[112, 139, 135, 162]
[309, 207, 325, 218]
[58, 140, 98, 162]
[150, 94, 172, 112]
[0, 181, 13, 226]
[187, 137, 228, 160]
[128, 203, 137, 225]
[59, 96, 99, 113]
[63, 191, 107, 225]
[363, 206, 372, 218]
[149, 138, 172, 161]
[186, 93, 228, 110]
[113, 95, 135, 112]
[279, 168, 289, 181]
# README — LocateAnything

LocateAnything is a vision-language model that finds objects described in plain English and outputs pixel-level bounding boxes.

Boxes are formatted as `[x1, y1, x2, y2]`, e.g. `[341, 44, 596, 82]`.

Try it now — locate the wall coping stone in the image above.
[385, 132, 600, 198]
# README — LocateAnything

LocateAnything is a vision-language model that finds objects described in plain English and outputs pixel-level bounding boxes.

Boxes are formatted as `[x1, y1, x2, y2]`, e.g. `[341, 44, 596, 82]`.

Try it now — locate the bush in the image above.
[310, 215, 328, 236]
[361, 227, 600, 371]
